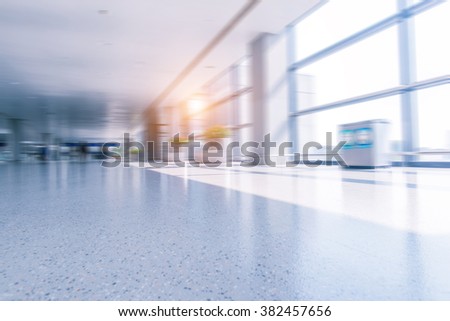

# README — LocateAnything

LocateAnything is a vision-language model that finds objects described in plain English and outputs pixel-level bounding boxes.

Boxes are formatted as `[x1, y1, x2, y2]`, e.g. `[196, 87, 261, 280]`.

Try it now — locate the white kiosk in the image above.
[339, 119, 391, 168]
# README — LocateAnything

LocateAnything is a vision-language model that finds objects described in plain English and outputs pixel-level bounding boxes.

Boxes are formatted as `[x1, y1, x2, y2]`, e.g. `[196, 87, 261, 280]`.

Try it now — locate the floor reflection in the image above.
[0, 162, 449, 300]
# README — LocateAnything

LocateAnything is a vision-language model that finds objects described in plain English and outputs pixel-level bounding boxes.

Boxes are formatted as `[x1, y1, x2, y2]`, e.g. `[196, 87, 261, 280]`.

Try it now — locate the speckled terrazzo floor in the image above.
[1, 161, 450, 300]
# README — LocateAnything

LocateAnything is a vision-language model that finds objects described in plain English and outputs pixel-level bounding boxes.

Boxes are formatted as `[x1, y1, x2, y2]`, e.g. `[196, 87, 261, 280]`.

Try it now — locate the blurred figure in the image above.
[79, 142, 88, 162]
[0, 140, 7, 161]
[38, 144, 48, 161]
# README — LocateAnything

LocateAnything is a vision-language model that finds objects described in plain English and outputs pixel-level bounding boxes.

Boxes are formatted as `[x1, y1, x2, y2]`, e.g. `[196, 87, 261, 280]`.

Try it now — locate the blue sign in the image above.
[340, 127, 373, 149]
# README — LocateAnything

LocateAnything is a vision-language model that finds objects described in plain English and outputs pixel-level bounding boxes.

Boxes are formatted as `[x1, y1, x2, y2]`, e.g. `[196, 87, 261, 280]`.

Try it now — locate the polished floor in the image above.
[1, 161, 450, 300]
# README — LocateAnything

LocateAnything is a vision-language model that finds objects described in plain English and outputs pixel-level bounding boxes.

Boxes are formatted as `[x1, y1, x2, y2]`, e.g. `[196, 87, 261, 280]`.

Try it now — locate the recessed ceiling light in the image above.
[98, 9, 109, 15]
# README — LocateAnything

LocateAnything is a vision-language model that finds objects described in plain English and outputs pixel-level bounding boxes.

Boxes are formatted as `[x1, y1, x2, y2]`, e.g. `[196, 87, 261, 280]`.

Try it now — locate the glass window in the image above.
[295, 0, 396, 61]
[295, 26, 399, 110]
[296, 95, 402, 157]
[414, 0, 450, 81]
[238, 92, 252, 126]
[417, 85, 450, 153]
[207, 71, 232, 103]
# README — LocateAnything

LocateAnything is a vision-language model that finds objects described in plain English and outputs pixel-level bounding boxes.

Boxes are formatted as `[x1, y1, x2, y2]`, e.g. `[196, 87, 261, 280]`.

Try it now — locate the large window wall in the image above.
[182, 0, 449, 166]
[290, 0, 450, 166]
[297, 26, 399, 108]
[295, 0, 397, 61]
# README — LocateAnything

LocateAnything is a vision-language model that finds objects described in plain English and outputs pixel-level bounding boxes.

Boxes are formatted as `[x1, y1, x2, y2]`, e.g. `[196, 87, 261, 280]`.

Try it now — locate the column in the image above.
[250, 33, 275, 163]
[398, 0, 419, 164]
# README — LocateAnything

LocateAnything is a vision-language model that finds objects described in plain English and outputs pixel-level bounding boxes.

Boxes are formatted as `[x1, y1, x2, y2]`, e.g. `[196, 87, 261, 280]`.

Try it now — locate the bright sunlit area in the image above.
[1, 0, 450, 320]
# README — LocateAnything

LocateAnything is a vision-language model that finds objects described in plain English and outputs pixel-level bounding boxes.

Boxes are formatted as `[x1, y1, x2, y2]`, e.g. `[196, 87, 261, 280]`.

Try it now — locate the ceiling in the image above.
[0, 0, 319, 140]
